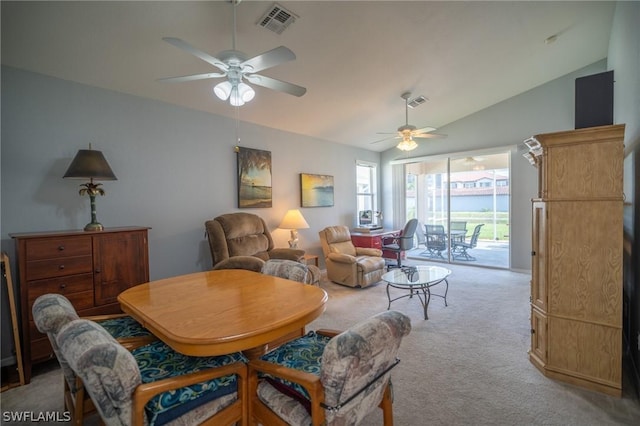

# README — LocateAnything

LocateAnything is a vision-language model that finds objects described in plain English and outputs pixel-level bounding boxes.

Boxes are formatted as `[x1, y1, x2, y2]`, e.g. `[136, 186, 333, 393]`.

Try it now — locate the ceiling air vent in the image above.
[257, 3, 298, 35]
[408, 95, 428, 109]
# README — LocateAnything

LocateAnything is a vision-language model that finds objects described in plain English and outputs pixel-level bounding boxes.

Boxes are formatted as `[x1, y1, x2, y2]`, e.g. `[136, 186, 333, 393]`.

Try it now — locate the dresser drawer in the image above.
[26, 255, 93, 281]
[28, 274, 94, 321]
[25, 236, 92, 260]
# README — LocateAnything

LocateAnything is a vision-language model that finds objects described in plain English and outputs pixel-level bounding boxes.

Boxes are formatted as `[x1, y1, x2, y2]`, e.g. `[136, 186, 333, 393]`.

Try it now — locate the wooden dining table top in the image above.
[118, 269, 328, 357]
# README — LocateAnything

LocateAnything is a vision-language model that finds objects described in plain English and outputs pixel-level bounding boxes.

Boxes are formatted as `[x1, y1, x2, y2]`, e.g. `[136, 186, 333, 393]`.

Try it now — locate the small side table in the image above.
[303, 254, 319, 267]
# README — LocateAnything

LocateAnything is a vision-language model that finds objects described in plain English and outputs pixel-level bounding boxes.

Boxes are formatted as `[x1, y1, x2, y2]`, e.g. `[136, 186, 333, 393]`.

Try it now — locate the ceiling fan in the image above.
[158, 0, 306, 106]
[371, 92, 446, 151]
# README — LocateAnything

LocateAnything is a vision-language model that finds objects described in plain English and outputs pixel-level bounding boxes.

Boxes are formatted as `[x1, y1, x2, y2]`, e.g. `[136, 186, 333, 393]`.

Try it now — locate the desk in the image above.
[351, 229, 400, 260]
[382, 266, 451, 320]
[118, 269, 327, 358]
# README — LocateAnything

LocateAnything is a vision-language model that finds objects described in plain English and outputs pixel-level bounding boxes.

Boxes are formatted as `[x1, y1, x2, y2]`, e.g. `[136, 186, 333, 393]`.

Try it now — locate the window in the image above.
[356, 161, 377, 213]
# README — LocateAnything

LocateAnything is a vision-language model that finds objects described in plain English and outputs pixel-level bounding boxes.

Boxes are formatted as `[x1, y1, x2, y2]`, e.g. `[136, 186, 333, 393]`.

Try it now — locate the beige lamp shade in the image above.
[279, 209, 310, 230]
[279, 209, 309, 248]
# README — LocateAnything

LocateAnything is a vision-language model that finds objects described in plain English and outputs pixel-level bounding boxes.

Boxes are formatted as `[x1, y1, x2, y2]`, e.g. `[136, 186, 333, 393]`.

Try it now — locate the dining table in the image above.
[118, 269, 328, 359]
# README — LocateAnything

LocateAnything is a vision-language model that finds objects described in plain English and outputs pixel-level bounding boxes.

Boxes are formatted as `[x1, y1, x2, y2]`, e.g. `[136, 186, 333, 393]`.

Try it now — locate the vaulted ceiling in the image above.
[1, 1, 616, 151]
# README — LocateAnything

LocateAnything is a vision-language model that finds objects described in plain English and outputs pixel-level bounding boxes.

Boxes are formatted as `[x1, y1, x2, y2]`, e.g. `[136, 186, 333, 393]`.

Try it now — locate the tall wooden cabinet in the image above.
[10, 226, 150, 383]
[524, 124, 624, 396]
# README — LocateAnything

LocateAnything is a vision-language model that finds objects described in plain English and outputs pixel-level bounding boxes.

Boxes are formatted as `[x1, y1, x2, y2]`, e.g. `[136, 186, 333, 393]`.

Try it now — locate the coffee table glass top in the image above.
[382, 265, 451, 287]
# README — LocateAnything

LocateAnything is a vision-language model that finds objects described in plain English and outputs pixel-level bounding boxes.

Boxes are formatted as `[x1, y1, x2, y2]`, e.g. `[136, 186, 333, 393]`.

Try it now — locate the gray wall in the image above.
[0, 67, 380, 365]
[1, 66, 379, 279]
[380, 60, 608, 271]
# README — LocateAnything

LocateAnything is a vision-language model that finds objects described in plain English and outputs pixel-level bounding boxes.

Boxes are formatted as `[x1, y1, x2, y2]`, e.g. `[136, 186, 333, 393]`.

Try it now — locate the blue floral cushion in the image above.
[131, 341, 248, 425]
[259, 332, 331, 402]
[98, 316, 152, 338]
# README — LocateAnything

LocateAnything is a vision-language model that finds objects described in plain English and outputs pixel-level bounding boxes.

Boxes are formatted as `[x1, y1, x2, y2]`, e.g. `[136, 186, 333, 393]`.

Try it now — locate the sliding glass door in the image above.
[405, 152, 510, 268]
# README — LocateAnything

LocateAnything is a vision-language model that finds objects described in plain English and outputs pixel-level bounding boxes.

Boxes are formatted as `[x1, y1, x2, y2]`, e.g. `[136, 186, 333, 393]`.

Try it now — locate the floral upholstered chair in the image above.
[261, 259, 321, 286]
[56, 318, 248, 426]
[248, 310, 412, 425]
[32, 294, 156, 425]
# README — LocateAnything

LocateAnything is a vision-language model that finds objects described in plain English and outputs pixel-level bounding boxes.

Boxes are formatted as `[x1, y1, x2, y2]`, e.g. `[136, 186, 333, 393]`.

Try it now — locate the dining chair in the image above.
[381, 218, 418, 270]
[32, 294, 155, 425]
[56, 318, 248, 426]
[452, 223, 484, 261]
[261, 258, 320, 285]
[247, 310, 412, 426]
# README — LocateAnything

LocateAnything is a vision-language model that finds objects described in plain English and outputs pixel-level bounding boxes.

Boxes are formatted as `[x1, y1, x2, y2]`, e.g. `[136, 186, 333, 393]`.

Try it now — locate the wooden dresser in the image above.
[10, 226, 150, 383]
[524, 124, 624, 396]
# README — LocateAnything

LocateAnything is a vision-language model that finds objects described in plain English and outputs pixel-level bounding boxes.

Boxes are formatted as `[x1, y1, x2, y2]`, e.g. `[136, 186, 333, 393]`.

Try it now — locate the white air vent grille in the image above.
[258, 3, 298, 35]
[408, 95, 428, 108]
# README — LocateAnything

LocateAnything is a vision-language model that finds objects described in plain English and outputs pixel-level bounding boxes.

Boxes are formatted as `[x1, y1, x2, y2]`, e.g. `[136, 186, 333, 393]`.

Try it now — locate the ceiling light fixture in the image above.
[396, 136, 418, 151]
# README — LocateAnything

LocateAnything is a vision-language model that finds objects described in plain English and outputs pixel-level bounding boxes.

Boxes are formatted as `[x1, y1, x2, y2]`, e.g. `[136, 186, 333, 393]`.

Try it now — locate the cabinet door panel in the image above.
[547, 201, 622, 324]
[547, 316, 621, 387]
[530, 308, 547, 364]
[93, 231, 149, 306]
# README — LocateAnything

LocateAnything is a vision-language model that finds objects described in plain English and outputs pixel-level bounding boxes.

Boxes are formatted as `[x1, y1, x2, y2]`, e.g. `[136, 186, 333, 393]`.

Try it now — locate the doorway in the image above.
[405, 152, 510, 268]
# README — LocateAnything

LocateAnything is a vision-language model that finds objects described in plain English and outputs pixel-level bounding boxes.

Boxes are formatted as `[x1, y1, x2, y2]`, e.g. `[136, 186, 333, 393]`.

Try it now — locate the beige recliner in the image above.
[318, 225, 385, 288]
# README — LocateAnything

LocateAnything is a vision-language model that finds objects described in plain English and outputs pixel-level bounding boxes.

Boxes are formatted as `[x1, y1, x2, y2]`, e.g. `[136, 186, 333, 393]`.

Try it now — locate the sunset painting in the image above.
[300, 173, 334, 207]
[237, 147, 272, 208]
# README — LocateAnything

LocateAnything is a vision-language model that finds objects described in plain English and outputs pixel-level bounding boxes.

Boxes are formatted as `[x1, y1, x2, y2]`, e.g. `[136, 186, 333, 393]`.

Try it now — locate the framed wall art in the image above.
[300, 173, 334, 207]
[236, 146, 272, 208]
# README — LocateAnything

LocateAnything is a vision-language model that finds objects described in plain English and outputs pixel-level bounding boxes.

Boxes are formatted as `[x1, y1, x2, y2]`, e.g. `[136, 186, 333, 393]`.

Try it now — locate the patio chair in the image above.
[452, 224, 484, 261]
[449, 221, 468, 242]
[424, 225, 447, 259]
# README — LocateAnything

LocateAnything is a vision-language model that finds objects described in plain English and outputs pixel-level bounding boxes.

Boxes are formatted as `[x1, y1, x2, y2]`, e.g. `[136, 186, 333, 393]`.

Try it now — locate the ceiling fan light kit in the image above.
[371, 91, 446, 151]
[159, 1, 305, 107]
[397, 137, 418, 151]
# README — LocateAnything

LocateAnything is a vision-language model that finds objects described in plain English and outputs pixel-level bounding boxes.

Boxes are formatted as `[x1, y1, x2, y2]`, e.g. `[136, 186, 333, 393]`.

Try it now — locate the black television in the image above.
[575, 70, 614, 129]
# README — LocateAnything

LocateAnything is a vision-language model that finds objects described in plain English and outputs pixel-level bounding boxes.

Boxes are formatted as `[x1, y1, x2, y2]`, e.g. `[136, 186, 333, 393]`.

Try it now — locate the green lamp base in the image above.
[84, 222, 104, 232]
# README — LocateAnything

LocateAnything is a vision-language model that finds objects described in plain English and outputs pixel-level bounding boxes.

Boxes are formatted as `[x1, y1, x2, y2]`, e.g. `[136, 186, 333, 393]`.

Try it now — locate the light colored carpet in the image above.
[2, 262, 639, 425]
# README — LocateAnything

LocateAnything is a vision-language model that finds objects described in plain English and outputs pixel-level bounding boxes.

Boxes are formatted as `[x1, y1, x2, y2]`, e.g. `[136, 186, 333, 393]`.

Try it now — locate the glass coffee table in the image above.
[382, 265, 451, 320]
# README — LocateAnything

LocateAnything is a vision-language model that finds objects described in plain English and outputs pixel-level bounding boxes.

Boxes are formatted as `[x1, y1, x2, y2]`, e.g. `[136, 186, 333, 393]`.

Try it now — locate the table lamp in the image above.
[63, 145, 117, 231]
[279, 209, 309, 248]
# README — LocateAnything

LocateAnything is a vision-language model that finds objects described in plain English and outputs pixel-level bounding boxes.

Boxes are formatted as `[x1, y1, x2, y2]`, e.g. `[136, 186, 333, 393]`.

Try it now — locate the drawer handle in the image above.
[60, 284, 66, 289]
[58, 245, 65, 251]
[58, 265, 65, 270]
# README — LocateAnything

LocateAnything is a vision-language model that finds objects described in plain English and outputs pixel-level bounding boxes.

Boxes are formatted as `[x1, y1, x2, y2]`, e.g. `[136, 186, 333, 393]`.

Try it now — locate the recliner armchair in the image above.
[318, 226, 385, 288]
[206, 212, 305, 272]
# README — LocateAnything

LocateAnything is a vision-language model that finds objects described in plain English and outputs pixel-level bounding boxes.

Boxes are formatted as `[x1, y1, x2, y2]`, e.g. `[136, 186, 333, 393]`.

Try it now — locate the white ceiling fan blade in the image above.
[245, 74, 306, 97]
[413, 133, 448, 139]
[241, 46, 296, 73]
[162, 37, 228, 72]
[157, 72, 226, 83]
[414, 126, 437, 134]
[370, 135, 400, 144]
